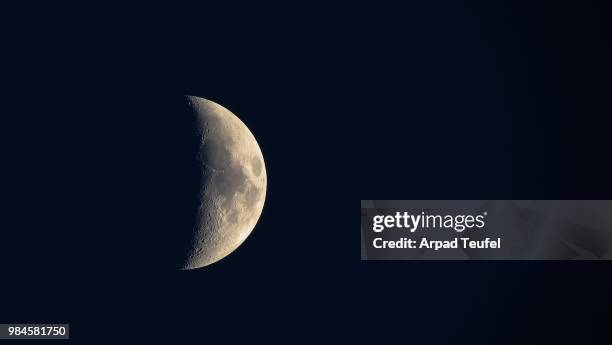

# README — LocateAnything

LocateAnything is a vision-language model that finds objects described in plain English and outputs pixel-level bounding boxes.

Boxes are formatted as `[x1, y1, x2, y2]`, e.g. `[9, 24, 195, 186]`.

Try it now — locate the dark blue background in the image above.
[3, 1, 612, 343]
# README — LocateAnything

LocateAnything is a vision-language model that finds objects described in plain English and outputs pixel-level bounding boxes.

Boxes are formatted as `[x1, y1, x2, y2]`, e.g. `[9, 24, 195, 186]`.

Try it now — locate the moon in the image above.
[182, 96, 267, 269]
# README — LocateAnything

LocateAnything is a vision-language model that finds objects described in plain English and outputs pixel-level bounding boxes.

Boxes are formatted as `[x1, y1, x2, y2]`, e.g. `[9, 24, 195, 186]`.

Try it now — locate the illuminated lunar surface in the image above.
[182, 96, 266, 269]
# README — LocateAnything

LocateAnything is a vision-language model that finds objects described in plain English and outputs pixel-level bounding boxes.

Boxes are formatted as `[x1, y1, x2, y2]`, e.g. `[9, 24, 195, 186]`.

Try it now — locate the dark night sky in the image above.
[3, 1, 612, 343]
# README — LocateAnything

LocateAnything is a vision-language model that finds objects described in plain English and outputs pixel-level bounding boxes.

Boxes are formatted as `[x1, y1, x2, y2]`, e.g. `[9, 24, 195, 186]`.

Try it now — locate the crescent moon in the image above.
[182, 96, 267, 269]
